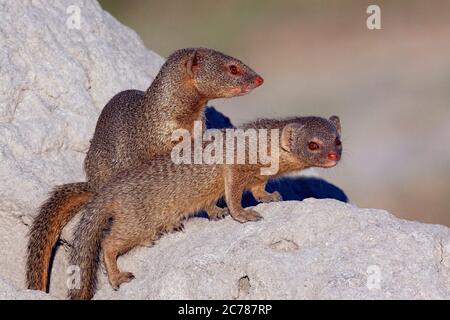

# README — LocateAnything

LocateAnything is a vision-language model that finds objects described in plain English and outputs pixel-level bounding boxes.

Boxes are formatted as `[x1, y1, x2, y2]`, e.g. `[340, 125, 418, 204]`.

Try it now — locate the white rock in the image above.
[0, 0, 163, 296]
[93, 199, 450, 300]
[0, 277, 54, 300]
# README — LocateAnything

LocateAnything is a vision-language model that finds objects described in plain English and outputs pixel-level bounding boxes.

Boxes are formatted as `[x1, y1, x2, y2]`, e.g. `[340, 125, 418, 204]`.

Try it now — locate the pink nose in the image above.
[254, 76, 264, 87]
[328, 152, 338, 161]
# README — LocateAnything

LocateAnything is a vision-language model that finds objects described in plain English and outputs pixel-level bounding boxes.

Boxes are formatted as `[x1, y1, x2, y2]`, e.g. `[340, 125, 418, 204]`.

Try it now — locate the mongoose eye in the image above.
[335, 138, 342, 146]
[308, 141, 320, 151]
[229, 65, 240, 75]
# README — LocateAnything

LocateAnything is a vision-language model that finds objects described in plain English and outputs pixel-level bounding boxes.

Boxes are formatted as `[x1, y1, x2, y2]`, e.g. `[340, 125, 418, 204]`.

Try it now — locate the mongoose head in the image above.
[281, 116, 342, 168]
[171, 48, 263, 98]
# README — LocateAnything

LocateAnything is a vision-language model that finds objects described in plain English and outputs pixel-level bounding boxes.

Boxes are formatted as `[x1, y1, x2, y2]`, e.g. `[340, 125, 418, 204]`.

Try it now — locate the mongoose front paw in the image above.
[231, 209, 263, 223]
[208, 207, 229, 221]
[255, 191, 283, 203]
[110, 272, 135, 290]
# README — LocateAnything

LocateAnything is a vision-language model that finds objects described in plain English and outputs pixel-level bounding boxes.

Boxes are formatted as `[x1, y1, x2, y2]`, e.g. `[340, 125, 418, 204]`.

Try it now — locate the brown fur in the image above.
[26, 183, 94, 291]
[26, 48, 263, 292]
[68, 116, 342, 299]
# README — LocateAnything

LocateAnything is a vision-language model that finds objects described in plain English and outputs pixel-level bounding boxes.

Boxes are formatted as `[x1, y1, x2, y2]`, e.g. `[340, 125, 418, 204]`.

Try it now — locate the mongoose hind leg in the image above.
[251, 183, 283, 203]
[103, 239, 136, 290]
[205, 204, 229, 221]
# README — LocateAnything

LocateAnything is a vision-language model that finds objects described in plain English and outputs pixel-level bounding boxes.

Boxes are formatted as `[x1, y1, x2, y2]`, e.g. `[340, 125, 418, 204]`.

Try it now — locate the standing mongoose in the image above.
[68, 115, 342, 299]
[26, 48, 263, 292]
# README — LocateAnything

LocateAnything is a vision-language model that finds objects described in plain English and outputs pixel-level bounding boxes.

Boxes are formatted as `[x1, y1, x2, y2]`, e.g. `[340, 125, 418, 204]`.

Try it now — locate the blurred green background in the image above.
[99, 0, 450, 226]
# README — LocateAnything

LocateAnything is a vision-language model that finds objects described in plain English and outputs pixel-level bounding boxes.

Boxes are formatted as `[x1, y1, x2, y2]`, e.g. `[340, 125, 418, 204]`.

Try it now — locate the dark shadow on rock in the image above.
[241, 176, 348, 206]
[204, 106, 234, 129]
[196, 107, 349, 218]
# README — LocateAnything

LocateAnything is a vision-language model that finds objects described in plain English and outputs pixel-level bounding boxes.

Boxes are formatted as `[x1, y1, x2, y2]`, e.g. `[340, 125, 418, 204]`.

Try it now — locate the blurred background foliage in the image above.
[99, 0, 450, 226]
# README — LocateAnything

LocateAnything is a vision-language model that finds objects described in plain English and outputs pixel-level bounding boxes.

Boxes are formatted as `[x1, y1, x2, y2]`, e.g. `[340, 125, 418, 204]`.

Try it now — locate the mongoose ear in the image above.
[329, 116, 341, 134]
[186, 50, 204, 78]
[281, 123, 304, 152]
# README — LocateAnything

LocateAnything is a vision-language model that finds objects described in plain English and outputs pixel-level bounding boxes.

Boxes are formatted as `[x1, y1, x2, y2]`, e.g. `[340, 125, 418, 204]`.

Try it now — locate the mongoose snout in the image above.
[254, 75, 264, 86]
[235, 75, 264, 95]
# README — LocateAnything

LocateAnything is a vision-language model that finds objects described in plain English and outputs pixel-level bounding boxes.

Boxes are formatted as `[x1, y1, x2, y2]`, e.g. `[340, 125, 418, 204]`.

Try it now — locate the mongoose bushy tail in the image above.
[67, 203, 113, 300]
[68, 116, 342, 299]
[26, 47, 263, 292]
[26, 182, 93, 291]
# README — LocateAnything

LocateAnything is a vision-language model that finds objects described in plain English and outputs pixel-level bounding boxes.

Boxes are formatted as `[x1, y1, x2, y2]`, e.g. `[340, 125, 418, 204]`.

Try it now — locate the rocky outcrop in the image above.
[0, 277, 53, 300]
[92, 199, 450, 300]
[3, 198, 450, 300]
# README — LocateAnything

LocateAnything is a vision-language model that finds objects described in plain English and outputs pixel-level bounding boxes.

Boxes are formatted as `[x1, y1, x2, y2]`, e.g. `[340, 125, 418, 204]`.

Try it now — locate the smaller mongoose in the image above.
[68, 115, 342, 300]
[26, 48, 263, 292]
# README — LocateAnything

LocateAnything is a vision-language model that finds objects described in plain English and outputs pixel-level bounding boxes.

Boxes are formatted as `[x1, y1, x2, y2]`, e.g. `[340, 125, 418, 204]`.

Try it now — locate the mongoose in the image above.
[68, 115, 342, 299]
[26, 48, 263, 292]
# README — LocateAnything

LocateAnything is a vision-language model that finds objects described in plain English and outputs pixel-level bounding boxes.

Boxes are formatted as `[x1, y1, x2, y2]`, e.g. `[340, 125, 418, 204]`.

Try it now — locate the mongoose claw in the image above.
[111, 272, 135, 290]
[231, 209, 263, 223]
[256, 191, 283, 203]
[172, 222, 185, 232]
[208, 207, 229, 221]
